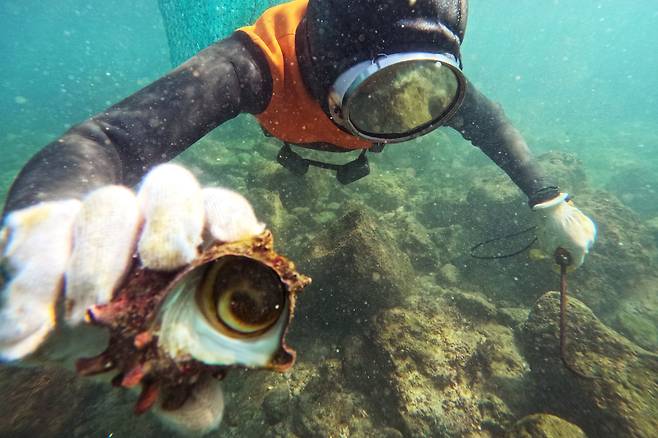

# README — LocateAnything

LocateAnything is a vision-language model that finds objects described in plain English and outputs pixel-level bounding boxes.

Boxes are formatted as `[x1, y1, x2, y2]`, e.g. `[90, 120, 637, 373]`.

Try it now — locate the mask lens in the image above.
[348, 60, 461, 137]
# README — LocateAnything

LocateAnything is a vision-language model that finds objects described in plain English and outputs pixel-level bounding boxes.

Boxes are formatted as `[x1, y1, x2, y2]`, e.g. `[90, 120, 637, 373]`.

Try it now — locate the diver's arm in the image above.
[447, 80, 558, 206]
[3, 32, 272, 214]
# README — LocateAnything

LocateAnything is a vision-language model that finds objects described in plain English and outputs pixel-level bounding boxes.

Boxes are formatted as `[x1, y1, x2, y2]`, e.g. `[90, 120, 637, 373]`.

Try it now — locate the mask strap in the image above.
[276, 143, 371, 184]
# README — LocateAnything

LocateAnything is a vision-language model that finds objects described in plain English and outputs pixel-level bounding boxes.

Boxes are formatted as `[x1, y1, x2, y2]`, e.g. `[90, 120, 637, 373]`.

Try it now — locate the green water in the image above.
[1, 1, 657, 437]
[2, 0, 657, 202]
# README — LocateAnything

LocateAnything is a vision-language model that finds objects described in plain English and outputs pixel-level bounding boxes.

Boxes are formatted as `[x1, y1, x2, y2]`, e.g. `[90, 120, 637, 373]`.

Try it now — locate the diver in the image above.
[1, 0, 595, 382]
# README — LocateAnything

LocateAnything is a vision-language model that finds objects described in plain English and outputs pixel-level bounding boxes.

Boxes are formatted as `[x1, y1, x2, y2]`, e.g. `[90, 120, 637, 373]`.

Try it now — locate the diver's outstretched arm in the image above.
[3, 32, 271, 214]
[447, 80, 558, 206]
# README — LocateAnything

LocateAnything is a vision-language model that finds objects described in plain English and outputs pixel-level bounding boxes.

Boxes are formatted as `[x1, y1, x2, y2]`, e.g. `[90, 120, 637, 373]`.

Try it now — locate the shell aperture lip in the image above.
[157, 257, 290, 367]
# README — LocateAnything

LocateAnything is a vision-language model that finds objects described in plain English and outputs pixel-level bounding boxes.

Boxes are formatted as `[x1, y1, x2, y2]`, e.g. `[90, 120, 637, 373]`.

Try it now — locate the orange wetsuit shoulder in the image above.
[238, 0, 371, 150]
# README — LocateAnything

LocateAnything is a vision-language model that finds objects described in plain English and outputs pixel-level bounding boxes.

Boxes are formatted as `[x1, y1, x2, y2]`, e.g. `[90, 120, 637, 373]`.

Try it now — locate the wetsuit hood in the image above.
[297, 0, 468, 108]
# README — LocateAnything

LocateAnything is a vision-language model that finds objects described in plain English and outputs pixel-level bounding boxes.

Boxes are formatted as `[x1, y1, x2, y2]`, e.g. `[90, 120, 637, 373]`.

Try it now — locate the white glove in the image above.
[0, 163, 265, 362]
[532, 192, 597, 269]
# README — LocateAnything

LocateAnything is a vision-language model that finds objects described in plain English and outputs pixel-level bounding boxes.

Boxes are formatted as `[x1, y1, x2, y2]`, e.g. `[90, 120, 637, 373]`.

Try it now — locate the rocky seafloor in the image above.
[1, 118, 657, 437]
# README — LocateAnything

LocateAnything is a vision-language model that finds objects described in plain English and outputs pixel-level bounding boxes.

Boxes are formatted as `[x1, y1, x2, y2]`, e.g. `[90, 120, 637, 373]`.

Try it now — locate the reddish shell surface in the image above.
[75, 230, 310, 413]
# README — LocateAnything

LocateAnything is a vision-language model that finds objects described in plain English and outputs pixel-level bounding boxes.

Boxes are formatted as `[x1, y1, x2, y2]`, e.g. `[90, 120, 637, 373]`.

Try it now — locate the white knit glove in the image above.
[532, 192, 596, 269]
[0, 163, 264, 362]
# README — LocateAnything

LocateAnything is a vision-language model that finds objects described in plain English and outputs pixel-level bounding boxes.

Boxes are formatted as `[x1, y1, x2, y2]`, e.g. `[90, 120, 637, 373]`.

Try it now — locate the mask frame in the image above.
[327, 52, 467, 143]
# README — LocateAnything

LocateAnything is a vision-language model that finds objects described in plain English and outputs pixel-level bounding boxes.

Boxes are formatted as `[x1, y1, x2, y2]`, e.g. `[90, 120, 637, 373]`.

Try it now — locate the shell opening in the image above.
[199, 256, 286, 336]
[157, 256, 290, 367]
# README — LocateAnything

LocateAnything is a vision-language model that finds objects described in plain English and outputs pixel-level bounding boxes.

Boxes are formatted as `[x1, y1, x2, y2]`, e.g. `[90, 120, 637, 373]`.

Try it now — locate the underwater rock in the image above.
[261, 386, 290, 425]
[459, 152, 591, 233]
[647, 216, 658, 246]
[451, 156, 550, 305]
[214, 367, 299, 437]
[463, 150, 586, 237]
[314, 209, 336, 225]
[427, 224, 478, 277]
[247, 187, 289, 236]
[448, 290, 497, 320]
[605, 165, 658, 219]
[300, 207, 413, 333]
[215, 345, 406, 438]
[465, 172, 526, 226]
[537, 151, 589, 195]
[290, 359, 403, 438]
[361, 171, 418, 214]
[521, 291, 658, 437]
[613, 291, 658, 352]
[379, 207, 438, 272]
[505, 414, 586, 438]
[478, 394, 517, 436]
[496, 307, 530, 329]
[364, 294, 530, 437]
[438, 263, 461, 285]
[0, 365, 167, 437]
[563, 189, 658, 351]
[254, 154, 334, 212]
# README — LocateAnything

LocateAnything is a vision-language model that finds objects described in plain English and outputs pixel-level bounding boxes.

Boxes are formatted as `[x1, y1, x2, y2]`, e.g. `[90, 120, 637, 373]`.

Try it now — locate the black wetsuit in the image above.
[3, 31, 557, 214]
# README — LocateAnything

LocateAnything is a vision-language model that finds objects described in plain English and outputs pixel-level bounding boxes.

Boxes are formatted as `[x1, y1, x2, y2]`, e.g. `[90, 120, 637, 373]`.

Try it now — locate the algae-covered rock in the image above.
[496, 307, 530, 329]
[613, 287, 658, 352]
[299, 207, 414, 333]
[438, 263, 461, 285]
[362, 294, 529, 437]
[521, 291, 658, 437]
[0, 365, 167, 437]
[506, 414, 586, 438]
[379, 208, 438, 272]
[360, 171, 419, 213]
[647, 216, 658, 246]
[448, 290, 497, 320]
[429, 223, 472, 267]
[217, 339, 407, 438]
[290, 359, 403, 438]
[605, 165, 658, 219]
[247, 187, 289, 235]
[262, 386, 291, 426]
[538, 151, 589, 195]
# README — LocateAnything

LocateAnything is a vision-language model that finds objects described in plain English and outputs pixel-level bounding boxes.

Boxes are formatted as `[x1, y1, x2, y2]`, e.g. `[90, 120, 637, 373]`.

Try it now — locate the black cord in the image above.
[470, 226, 537, 259]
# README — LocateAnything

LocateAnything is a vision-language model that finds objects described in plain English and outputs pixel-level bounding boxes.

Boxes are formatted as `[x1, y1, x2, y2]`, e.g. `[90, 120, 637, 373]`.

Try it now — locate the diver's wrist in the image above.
[528, 186, 560, 208]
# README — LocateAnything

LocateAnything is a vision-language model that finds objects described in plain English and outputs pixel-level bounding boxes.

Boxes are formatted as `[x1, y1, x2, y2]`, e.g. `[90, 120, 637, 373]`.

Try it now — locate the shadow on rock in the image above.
[296, 206, 414, 336]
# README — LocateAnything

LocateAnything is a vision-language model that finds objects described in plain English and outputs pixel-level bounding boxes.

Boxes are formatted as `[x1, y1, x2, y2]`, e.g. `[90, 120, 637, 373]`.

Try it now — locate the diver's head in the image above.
[297, 0, 469, 143]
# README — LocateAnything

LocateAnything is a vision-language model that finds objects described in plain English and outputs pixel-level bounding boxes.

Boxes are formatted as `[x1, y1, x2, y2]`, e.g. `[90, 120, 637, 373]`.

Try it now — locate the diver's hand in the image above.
[532, 193, 596, 269]
[0, 163, 264, 362]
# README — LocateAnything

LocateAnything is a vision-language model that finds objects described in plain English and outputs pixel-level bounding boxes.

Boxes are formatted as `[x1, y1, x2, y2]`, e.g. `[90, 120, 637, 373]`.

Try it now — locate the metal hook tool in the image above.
[554, 248, 598, 379]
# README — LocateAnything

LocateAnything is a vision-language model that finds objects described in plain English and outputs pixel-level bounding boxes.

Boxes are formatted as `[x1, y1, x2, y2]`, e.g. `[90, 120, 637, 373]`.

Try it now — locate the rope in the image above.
[470, 226, 537, 259]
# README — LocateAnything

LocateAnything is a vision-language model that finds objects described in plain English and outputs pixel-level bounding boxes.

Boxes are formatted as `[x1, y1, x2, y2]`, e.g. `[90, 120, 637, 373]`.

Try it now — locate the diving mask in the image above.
[328, 52, 466, 143]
